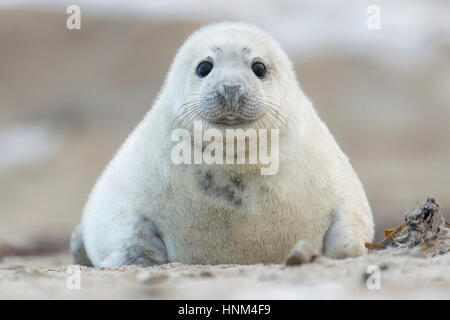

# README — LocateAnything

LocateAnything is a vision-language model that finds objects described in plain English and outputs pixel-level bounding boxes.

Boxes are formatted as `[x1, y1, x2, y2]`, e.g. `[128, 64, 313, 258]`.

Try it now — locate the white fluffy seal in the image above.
[71, 22, 374, 267]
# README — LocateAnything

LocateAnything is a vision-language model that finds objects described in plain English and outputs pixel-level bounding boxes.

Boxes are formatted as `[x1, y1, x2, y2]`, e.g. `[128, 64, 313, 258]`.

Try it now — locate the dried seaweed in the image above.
[365, 198, 449, 257]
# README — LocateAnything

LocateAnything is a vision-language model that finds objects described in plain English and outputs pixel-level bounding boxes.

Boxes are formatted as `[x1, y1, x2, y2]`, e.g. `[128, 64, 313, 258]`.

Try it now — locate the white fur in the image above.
[79, 22, 374, 267]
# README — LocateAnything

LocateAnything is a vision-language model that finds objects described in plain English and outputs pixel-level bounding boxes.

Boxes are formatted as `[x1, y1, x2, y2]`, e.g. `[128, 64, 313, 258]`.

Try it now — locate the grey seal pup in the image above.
[71, 22, 374, 267]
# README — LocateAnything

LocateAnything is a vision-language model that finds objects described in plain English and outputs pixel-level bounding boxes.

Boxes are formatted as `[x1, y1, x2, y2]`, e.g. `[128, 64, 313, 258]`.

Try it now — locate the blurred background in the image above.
[0, 0, 449, 254]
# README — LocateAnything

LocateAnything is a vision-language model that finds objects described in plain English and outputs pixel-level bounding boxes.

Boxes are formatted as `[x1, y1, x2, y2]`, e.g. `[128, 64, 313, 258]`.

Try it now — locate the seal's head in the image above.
[166, 22, 296, 131]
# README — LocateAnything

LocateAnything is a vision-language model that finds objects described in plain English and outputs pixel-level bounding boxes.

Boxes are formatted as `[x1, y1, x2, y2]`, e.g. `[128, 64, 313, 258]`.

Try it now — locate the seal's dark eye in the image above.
[196, 61, 213, 77]
[252, 61, 266, 78]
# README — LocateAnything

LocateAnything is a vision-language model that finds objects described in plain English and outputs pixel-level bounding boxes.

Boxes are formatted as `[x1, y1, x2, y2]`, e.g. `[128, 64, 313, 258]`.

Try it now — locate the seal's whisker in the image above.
[256, 118, 263, 130]
[184, 111, 203, 129]
[258, 108, 286, 130]
[261, 94, 277, 99]
[176, 102, 204, 115]
[175, 100, 205, 114]
[172, 104, 203, 128]
[180, 108, 199, 127]
[176, 99, 205, 111]
[260, 99, 283, 112]
[179, 105, 204, 128]
[257, 102, 284, 120]
[258, 114, 271, 129]
[256, 102, 287, 127]
[257, 96, 283, 111]
[173, 103, 202, 124]
[261, 102, 287, 123]
[264, 112, 280, 129]
[260, 113, 277, 129]
[174, 110, 201, 129]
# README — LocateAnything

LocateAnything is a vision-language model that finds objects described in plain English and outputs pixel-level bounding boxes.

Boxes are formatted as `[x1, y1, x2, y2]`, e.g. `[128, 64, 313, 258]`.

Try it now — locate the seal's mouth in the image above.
[210, 114, 252, 126]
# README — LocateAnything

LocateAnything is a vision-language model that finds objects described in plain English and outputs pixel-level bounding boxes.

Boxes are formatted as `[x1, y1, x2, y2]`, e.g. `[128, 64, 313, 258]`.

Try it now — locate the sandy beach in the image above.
[1, 252, 449, 299]
[0, 4, 449, 299]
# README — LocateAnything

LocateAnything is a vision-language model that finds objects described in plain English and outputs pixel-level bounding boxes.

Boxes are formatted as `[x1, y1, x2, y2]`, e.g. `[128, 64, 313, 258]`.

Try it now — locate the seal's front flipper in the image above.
[323, 207, 370, 259]
[100, 216, 168, 267]
[70, 224, 93, 267]
[285, 240, 319, 266]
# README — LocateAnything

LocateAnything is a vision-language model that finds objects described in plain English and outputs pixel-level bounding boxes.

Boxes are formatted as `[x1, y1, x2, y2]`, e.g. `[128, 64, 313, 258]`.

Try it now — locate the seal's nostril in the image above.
[221, 84, 242, 109]
[223, 84, 241, 94]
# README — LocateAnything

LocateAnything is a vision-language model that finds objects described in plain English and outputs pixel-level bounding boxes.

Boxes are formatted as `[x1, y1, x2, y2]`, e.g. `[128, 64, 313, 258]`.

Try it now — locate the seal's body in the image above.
[72, 22, 374, 267]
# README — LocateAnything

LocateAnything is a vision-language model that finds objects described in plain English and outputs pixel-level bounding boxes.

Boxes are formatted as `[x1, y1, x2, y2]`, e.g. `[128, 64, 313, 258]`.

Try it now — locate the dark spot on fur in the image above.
[199, 170, 214, 191]
[138, 229, 153, 242]
[221, 185, 235, 202]
[197, 170, 243, 207]
[231, 176, 244, 190]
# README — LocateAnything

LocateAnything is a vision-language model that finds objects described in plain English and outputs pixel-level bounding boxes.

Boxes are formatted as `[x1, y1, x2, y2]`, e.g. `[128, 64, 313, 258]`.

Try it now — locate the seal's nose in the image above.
[219, 84, 242, 110]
